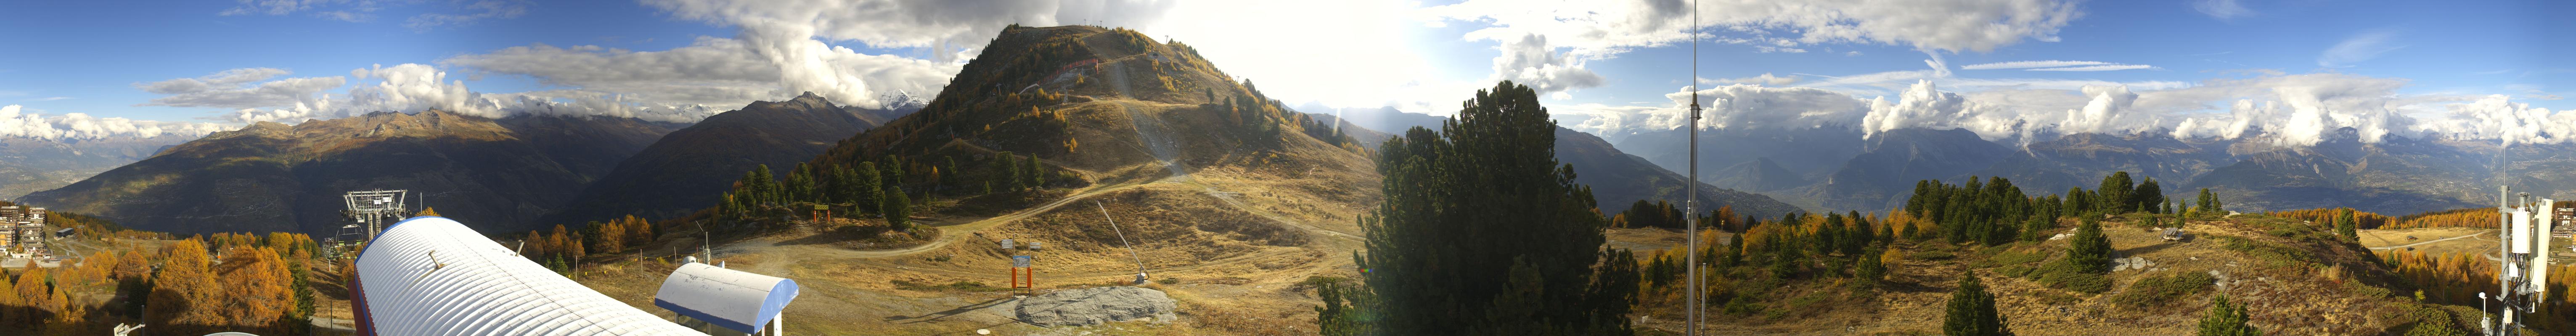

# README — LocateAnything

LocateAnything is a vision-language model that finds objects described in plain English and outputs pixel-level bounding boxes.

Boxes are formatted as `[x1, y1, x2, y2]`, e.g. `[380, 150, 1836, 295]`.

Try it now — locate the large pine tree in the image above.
[2067, 217, 2112, 273]
[2097, 171, 2135, 213]
[1348, 81, 1631, 335]
[2135, 177, 2164, 214]
[882, 186, 912, 231]
[1943, 270, 2014, 336]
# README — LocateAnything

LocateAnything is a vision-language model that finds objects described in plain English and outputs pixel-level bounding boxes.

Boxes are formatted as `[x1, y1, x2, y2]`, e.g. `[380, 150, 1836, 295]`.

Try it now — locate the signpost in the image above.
[1003, 239, 1035, 297]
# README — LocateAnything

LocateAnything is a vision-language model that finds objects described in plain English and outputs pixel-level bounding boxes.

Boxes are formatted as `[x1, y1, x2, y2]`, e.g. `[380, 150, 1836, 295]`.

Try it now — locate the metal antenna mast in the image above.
[1097, 201, 1151, 284]
[1684, 1, 1705, 335]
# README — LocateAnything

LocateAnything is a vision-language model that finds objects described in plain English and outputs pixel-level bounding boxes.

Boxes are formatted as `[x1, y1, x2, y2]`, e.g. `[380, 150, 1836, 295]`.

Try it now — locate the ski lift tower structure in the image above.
[2491, 186, 2556, 336]
[335, 189, 412, 257]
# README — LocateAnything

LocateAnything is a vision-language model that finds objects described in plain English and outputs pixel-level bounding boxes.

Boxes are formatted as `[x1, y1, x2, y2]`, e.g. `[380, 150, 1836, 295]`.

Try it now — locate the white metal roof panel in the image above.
[353, 216, 707, 336]
[653, 262, 800, 333]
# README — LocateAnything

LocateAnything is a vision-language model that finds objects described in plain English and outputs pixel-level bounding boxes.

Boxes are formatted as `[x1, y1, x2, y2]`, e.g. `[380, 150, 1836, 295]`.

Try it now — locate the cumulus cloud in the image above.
[0, 105, 228, 140]
[2415, 94, 2569, 146]
[1570, 69, 2567, 150]
[635, 0, 1089, 109]
[2319, 29, 2404, 68]
[2152, 74, 2419, 147]
[1421, 0, 2077, 97]
[1429, 0, 2078, 54]
[135, 68, 345, 109]
[1860, 81, 1985, 139]
[1570, 84, 1871, 135]
[1491, 34, 1604, 96]
[2057, 85, 2138, 134]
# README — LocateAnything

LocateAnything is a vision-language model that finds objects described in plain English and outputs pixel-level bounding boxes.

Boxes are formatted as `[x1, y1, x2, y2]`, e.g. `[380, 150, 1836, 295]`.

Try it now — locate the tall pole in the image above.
[2497, 186, 2509, 336]
[1684, 1, 1703, 335]
[1097, 201, 1149, 283]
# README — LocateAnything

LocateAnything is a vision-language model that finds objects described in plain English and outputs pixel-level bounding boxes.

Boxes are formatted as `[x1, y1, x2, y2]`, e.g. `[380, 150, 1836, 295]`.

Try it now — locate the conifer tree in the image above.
[942, 157, 963, 193]
[2098, 172, 2134, 214]
[999, 151, 1026, 191]
[2335, 208, 2359, 240]
[1855, 247, 1888, 290]
[882, 186, 912, 231]
[1025, 154, 1045, 189]
[882, 155, 906, 187]
[2066, 217, 2111, 273]
[2136, 177, 2164, 213]
[2196, 294, 2261, 336]
[2197, 188, 2225, 216]
[1343, 81, 1630, 335]
[749, 164, 778, 205]
[852, 163, 883, 212]
[1943, 270, 2013, 336]
[1314, 278, 1378, 336]
[786, 163, 815, 202]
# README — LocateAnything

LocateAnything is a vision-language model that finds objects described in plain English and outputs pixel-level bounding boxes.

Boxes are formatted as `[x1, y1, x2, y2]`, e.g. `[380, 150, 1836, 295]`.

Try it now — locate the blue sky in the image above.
[0, 0, 2568, 146]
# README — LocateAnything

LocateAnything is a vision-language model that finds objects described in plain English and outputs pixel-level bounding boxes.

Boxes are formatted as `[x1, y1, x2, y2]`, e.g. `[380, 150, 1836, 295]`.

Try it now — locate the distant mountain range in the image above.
[1604, 124, 2561, 216]
[1312, 108, 1807, 218]
[547, 92, 905, 224]
[21, 111, 682, 235]
[0, 136, 202, 200]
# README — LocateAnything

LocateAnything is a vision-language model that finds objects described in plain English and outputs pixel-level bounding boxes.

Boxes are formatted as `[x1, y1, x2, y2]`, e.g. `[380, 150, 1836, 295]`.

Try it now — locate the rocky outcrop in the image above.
[1014, 286, 1178, 327]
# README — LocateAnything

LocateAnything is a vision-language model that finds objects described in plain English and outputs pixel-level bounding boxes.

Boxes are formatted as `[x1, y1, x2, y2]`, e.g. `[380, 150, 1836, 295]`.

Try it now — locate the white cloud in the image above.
[1574, 70, 2556, 150]
[135, 68, 345, 109]
[2414, 94, 2571, 146]
[442, 38, 799, 107]
[2057, 85, 2138, 134]
[636, 0, 1098, 109]
[0, 105, 228, 140]
[135, 68, 293, 94]
[1959, 60, 2113, 70]
[1860, 80, 1988, 139]
[1492, 34, 1604, 94]
[1427, 0, 2079, 54]
[195, 63, 719, 124]
[2192, 0, 2254, 21]
[2027, 64, 2157, 71]
[2319, 29, 2404, 68]
[1419, 0, 2078, 98]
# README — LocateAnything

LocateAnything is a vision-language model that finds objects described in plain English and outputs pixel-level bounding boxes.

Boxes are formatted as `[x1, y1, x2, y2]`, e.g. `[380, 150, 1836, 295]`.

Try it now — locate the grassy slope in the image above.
[1619, 213, 2476, 335]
